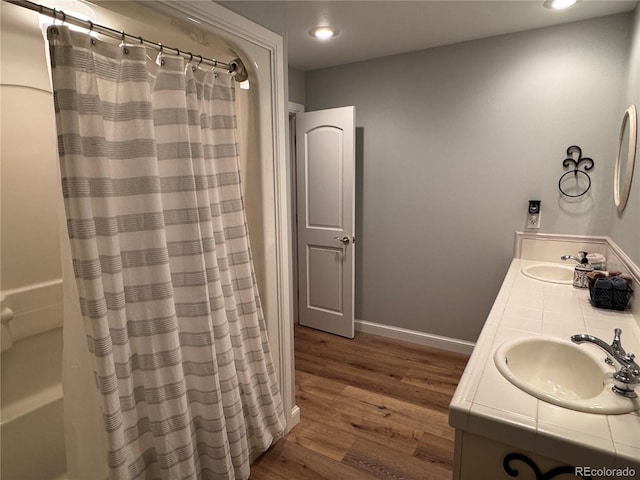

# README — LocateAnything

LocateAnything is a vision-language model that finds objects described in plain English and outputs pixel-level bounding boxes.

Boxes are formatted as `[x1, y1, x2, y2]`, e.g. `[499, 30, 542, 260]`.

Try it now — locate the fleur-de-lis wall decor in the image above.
[558, 145, 594, 198]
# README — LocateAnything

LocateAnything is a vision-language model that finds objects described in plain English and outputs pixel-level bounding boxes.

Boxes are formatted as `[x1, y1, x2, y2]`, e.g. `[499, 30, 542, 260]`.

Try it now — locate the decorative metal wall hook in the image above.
[558, 145, 594, 198]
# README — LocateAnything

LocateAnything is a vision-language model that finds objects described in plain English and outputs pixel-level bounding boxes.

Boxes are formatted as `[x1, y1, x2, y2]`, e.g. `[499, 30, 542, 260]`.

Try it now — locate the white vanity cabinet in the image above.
[449, 234, 640, 480]
[453, 432, 618, 480]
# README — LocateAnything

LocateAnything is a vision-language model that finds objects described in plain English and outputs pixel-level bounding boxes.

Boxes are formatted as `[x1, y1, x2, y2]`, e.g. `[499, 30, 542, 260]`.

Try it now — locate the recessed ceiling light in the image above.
[543, 0, 579, 10]
[309, 26, 339, 40]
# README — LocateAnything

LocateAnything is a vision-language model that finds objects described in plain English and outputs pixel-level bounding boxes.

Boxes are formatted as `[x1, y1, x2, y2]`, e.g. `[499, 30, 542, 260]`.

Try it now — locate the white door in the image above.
[295, 106, 355, 338]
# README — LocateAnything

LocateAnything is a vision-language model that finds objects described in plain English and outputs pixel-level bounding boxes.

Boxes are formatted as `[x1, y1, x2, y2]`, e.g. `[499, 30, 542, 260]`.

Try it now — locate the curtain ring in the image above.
[138, 36, 143, 44]
[176, 48, 181, 57]
[52, 8, 56, 24]
[188, 53, 196, 73]
[61, 10, 66, 25]
[159, 43, 163, 53]
[121, 31, 125, 43]
[198, 55, 203, 66]
[88, 20, 94, 32]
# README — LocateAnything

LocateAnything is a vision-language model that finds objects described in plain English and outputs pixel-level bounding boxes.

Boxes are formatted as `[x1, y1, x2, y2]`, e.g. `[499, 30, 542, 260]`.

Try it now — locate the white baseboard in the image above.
[355, 319, 475, 355]
[285, 405, 300, 434]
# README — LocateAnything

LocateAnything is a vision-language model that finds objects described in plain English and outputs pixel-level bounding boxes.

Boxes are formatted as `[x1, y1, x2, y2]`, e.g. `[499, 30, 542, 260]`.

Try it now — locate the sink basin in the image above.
[521, 263, 574, 284]
[494, 337, 640, 414]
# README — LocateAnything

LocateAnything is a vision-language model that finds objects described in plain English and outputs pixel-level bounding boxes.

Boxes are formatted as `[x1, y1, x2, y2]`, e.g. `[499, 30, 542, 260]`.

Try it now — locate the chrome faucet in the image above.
[571, 328, 640, 398]
[561, 251, 590, 264]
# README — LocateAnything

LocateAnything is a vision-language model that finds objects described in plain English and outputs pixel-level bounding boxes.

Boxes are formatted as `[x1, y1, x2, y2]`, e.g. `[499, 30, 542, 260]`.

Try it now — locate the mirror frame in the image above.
[614, 104, 638, 213]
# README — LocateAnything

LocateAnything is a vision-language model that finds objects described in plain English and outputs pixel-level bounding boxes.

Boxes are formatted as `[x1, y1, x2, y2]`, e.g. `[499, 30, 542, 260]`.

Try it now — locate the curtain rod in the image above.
[3, 0, 249, 82]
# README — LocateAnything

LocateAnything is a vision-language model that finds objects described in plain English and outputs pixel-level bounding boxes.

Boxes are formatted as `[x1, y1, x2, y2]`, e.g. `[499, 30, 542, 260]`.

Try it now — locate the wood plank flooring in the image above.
[249, 326, 470, 480]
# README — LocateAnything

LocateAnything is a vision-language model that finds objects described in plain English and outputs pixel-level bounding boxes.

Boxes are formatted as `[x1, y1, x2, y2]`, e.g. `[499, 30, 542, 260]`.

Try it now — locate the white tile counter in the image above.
[449, 258, 640, 470]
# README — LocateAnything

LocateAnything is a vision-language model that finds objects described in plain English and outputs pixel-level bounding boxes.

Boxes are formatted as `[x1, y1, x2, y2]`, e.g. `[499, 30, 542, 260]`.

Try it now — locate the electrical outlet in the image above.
[527, 212, 541, 229]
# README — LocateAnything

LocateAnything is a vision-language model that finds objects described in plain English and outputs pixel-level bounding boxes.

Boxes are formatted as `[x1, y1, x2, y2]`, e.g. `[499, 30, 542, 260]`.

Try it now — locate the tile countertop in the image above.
[449, 258, 640, 470]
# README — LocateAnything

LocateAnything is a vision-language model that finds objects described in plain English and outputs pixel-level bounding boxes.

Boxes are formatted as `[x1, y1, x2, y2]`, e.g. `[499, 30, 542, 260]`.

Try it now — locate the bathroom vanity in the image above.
[449, 233, 640, 480]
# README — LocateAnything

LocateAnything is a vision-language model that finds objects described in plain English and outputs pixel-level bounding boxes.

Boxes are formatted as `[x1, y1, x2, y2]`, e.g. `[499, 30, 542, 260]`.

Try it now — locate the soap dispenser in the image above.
[573, 251, 593, 289]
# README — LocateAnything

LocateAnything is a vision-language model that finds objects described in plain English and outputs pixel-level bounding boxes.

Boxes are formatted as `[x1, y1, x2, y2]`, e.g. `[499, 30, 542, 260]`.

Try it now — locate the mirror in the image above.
[614, 105, 637, 213]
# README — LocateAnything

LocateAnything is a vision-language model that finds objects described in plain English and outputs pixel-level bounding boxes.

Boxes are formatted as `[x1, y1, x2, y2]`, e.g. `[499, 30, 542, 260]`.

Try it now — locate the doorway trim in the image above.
[288, 102, 305, 326]
[159, 1, 299, 432]
[289, 102, 305, 115]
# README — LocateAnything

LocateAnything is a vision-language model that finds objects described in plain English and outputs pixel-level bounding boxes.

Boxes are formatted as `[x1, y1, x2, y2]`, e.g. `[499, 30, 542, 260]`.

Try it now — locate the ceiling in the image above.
[219, 1, 638, 71]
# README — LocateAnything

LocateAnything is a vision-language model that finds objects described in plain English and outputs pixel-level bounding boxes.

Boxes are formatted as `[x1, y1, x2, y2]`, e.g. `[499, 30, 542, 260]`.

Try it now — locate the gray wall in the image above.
[609, 7, 640, 266]
[288, 66, 305, 105]
[305, 14, 633, 342]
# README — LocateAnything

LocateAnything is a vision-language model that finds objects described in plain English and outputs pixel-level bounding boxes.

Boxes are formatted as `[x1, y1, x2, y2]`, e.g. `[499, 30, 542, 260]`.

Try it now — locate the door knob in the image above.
[334, 235, 351, 245]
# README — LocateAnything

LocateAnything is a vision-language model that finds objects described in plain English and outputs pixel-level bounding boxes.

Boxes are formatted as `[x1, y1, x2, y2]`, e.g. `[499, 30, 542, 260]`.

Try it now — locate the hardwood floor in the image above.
[250, 325, 470, 480]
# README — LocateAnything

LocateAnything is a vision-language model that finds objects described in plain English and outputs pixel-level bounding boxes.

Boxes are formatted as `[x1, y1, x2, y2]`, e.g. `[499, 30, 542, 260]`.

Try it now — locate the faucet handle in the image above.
[612, 328, 623, 350]
[611, 328, 629, 360]
[626, 353, 638, 373]
[616, 336, 640, 374]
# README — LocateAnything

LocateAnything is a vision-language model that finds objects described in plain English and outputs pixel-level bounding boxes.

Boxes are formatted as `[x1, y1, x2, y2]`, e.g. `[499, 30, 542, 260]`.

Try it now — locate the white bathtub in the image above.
[1, 383, 66, 479]
[1, 282, 67, 480]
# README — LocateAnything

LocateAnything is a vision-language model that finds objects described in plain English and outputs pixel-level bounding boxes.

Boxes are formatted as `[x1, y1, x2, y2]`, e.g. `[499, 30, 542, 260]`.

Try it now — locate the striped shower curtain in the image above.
[47, 25, 284, 480]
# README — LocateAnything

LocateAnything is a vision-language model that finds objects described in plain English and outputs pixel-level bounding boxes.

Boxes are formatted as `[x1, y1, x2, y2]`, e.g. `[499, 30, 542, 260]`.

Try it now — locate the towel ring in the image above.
[558, 170, 592, 198]
[558, 145, 594, 198]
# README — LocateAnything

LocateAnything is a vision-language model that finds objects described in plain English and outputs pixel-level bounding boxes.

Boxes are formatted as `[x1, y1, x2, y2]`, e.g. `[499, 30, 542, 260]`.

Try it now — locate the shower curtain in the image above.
[47, 25, 285, 480]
